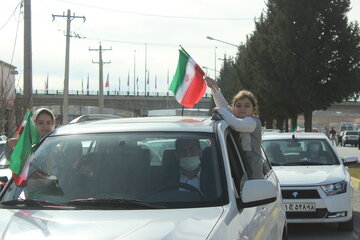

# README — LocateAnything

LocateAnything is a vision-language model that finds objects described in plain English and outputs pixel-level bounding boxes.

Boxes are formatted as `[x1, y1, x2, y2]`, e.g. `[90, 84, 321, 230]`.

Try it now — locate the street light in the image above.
[206, 36, 238, 47]
[202, 66, 220, 73]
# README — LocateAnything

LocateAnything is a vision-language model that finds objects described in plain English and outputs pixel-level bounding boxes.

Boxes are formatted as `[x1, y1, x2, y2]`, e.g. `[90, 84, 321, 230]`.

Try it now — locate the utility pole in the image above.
[23, 0, 32, 111]
[52, 9, 85, 124]
[133, 50, 136, 95]
[144, 43, 147, 95]
[89, 43, 111, 114]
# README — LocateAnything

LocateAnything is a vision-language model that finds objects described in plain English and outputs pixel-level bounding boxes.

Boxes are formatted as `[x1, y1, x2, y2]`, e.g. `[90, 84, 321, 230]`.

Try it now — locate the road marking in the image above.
[352, 177, 360, 191]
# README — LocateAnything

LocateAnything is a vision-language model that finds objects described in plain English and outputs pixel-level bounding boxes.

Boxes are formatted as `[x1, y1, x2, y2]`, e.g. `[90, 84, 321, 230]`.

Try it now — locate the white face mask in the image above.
[179, 156, 201, 172]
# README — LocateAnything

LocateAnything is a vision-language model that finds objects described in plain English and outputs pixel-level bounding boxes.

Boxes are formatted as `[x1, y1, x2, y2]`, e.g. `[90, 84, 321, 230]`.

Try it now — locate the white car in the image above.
[0, 116, 287, 239]
[0, 140, 6, 155]
[262, 132, 357, 231]
[0, 152, 11, 192]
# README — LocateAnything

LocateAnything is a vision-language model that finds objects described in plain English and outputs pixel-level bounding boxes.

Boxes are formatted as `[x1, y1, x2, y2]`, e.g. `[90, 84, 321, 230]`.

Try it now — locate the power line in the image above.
[85, 37, 237, 49]
[57, 0, 257, 21]
[0, 1, 22, 31]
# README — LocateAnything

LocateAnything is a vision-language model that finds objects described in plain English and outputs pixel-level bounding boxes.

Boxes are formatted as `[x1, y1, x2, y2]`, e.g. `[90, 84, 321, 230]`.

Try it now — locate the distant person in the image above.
[329, 127, 337, 146]
[325, 126, 330, 138]
[205, 76, 264, 179]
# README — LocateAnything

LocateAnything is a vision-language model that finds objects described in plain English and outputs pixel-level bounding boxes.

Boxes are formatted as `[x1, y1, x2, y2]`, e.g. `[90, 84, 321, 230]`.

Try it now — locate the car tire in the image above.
[338, 217, 353, 231]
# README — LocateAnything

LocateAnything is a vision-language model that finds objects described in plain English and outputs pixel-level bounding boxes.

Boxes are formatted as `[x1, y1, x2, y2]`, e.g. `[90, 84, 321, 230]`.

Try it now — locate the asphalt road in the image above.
[287, 145, 360, 240]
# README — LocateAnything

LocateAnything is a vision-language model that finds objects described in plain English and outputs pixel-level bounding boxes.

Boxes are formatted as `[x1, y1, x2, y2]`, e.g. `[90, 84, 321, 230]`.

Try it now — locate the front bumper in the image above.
[281, 185, 353, 223]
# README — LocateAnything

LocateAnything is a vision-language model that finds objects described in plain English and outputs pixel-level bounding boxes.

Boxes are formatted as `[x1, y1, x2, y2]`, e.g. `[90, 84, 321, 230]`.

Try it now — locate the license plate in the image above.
[284, 203, 316, 212]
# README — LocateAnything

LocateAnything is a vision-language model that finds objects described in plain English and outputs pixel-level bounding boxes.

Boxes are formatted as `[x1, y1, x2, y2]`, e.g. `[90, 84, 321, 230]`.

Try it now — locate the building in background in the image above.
[0, 60, 17, 136]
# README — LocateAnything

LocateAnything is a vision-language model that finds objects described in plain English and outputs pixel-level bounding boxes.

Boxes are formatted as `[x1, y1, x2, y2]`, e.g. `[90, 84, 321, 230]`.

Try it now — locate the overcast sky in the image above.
[1, 0, 359, 94]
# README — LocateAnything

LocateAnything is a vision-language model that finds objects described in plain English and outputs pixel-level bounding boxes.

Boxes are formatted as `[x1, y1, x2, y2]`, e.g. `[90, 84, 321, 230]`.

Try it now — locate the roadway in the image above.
[288, 146, 360, 239]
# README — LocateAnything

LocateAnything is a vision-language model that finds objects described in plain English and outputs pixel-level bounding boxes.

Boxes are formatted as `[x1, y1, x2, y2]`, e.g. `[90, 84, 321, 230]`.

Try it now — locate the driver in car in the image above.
[175, 138, 203, 190]
[164, 138, 215, 198]
[302, 141, 328, 164]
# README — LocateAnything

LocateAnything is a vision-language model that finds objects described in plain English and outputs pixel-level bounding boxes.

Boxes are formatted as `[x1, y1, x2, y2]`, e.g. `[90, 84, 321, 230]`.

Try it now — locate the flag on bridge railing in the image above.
[87, 73, 90, 91]
[105, 73, 110, 88]
[169, 47, 206, 108]
[45, 74, 49, 91]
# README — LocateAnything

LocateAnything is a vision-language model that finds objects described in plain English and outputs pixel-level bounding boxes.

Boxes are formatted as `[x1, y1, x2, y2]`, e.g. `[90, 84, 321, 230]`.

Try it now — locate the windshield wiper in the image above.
[1, 199, 72, 209]
[67, 198, 167, 209]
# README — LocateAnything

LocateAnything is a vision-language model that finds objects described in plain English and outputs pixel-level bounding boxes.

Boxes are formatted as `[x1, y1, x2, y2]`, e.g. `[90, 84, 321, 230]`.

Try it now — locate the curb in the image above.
[352, 177, 360, 192]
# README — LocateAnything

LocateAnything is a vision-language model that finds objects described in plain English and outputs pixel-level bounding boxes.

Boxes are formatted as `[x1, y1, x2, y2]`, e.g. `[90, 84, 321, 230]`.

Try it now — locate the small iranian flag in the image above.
[10, 110, 41, 186]
[293, 125, 301, 133]
[170, 47, 206, 108]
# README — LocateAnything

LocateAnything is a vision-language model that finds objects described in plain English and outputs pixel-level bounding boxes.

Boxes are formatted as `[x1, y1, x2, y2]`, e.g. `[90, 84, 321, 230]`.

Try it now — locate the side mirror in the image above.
[342, 156, 358, 166]
[237, 179, 277, 208]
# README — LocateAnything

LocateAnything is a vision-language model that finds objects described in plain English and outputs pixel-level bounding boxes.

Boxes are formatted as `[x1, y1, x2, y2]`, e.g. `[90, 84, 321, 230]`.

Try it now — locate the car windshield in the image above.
[1, 132, 225, 209]
[262, 139, 339, 166]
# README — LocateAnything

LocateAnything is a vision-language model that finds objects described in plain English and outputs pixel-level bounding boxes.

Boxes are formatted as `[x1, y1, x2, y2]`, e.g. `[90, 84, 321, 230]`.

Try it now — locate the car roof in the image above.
[52, 116, 215, 136]
[262, 132, 328, 140]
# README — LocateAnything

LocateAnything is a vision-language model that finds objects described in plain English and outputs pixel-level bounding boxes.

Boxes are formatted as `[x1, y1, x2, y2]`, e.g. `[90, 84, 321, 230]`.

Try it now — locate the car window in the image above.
[262, 138, 339, 166]
[1, 132, 226, 208]
[225, 131, 249, 196]
[261, 148, 272, 176]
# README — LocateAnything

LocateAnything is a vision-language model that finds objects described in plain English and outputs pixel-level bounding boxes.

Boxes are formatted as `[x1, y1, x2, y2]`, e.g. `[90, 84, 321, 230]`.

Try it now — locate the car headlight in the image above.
[321, 181, 347, 196]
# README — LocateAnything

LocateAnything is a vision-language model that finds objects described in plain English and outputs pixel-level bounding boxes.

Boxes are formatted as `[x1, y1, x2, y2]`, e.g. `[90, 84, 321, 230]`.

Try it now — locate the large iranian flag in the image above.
[170, 48, 206, 108]
[10, 110, 41, 186]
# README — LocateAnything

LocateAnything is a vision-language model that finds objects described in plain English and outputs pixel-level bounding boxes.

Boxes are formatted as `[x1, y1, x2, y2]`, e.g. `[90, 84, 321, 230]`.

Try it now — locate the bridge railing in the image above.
[16, 89, 212, 98]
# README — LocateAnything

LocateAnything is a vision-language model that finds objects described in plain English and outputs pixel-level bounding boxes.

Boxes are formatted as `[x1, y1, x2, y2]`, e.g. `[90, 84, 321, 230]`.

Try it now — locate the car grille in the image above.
[281, 189, 320, 199]
[286, 208, 328, 219]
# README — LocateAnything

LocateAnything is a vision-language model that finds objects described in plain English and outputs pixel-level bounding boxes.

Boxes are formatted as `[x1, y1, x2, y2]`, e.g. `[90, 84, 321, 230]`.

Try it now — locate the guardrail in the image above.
[16, 89, 213, 98]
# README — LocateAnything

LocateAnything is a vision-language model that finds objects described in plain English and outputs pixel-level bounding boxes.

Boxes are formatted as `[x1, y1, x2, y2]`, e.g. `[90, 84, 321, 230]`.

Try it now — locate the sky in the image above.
[1, 0, 359, 94]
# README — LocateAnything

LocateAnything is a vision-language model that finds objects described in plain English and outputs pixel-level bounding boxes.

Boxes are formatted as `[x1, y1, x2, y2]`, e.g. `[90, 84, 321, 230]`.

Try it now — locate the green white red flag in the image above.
[10, 110, 41, 186]
[293, 124, 301, 133]
[170, 47, 206, 108]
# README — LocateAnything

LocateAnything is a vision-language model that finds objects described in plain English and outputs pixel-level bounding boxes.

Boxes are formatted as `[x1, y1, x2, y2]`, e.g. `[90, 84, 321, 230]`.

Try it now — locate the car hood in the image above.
[273, 165, 346, 186]
[0, 207, 223, 239]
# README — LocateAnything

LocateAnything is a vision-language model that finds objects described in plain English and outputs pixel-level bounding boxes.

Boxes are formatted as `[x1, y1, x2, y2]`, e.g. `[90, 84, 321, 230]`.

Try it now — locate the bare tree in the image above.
[0, 61, 17, 137]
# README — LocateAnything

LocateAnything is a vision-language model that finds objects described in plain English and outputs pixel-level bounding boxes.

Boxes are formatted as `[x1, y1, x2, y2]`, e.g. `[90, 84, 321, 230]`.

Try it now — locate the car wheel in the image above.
[338, 217, 353, 231]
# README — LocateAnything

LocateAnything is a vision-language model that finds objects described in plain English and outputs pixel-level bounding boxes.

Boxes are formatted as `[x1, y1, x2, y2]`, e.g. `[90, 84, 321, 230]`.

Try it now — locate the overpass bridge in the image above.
[15, 90, 360, 129]
[15, 90, 212, 117]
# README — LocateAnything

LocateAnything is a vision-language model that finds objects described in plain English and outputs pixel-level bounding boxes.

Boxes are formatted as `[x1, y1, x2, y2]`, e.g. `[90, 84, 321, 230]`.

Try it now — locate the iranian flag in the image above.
[170, 47, 206, 108]
[293, 124, 301, 133]
[10, 110, 41, 186]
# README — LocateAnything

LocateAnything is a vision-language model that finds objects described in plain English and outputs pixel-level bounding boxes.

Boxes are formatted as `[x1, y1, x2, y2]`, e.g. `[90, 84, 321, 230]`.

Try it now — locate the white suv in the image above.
[0, 116, 287, 239]
[262, 132, 357, 231]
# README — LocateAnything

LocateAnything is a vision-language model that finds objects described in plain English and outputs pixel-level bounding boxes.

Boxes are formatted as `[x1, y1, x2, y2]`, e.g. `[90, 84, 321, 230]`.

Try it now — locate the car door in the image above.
[224, 130, 268, 240]
[259, 148, 285, 239]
